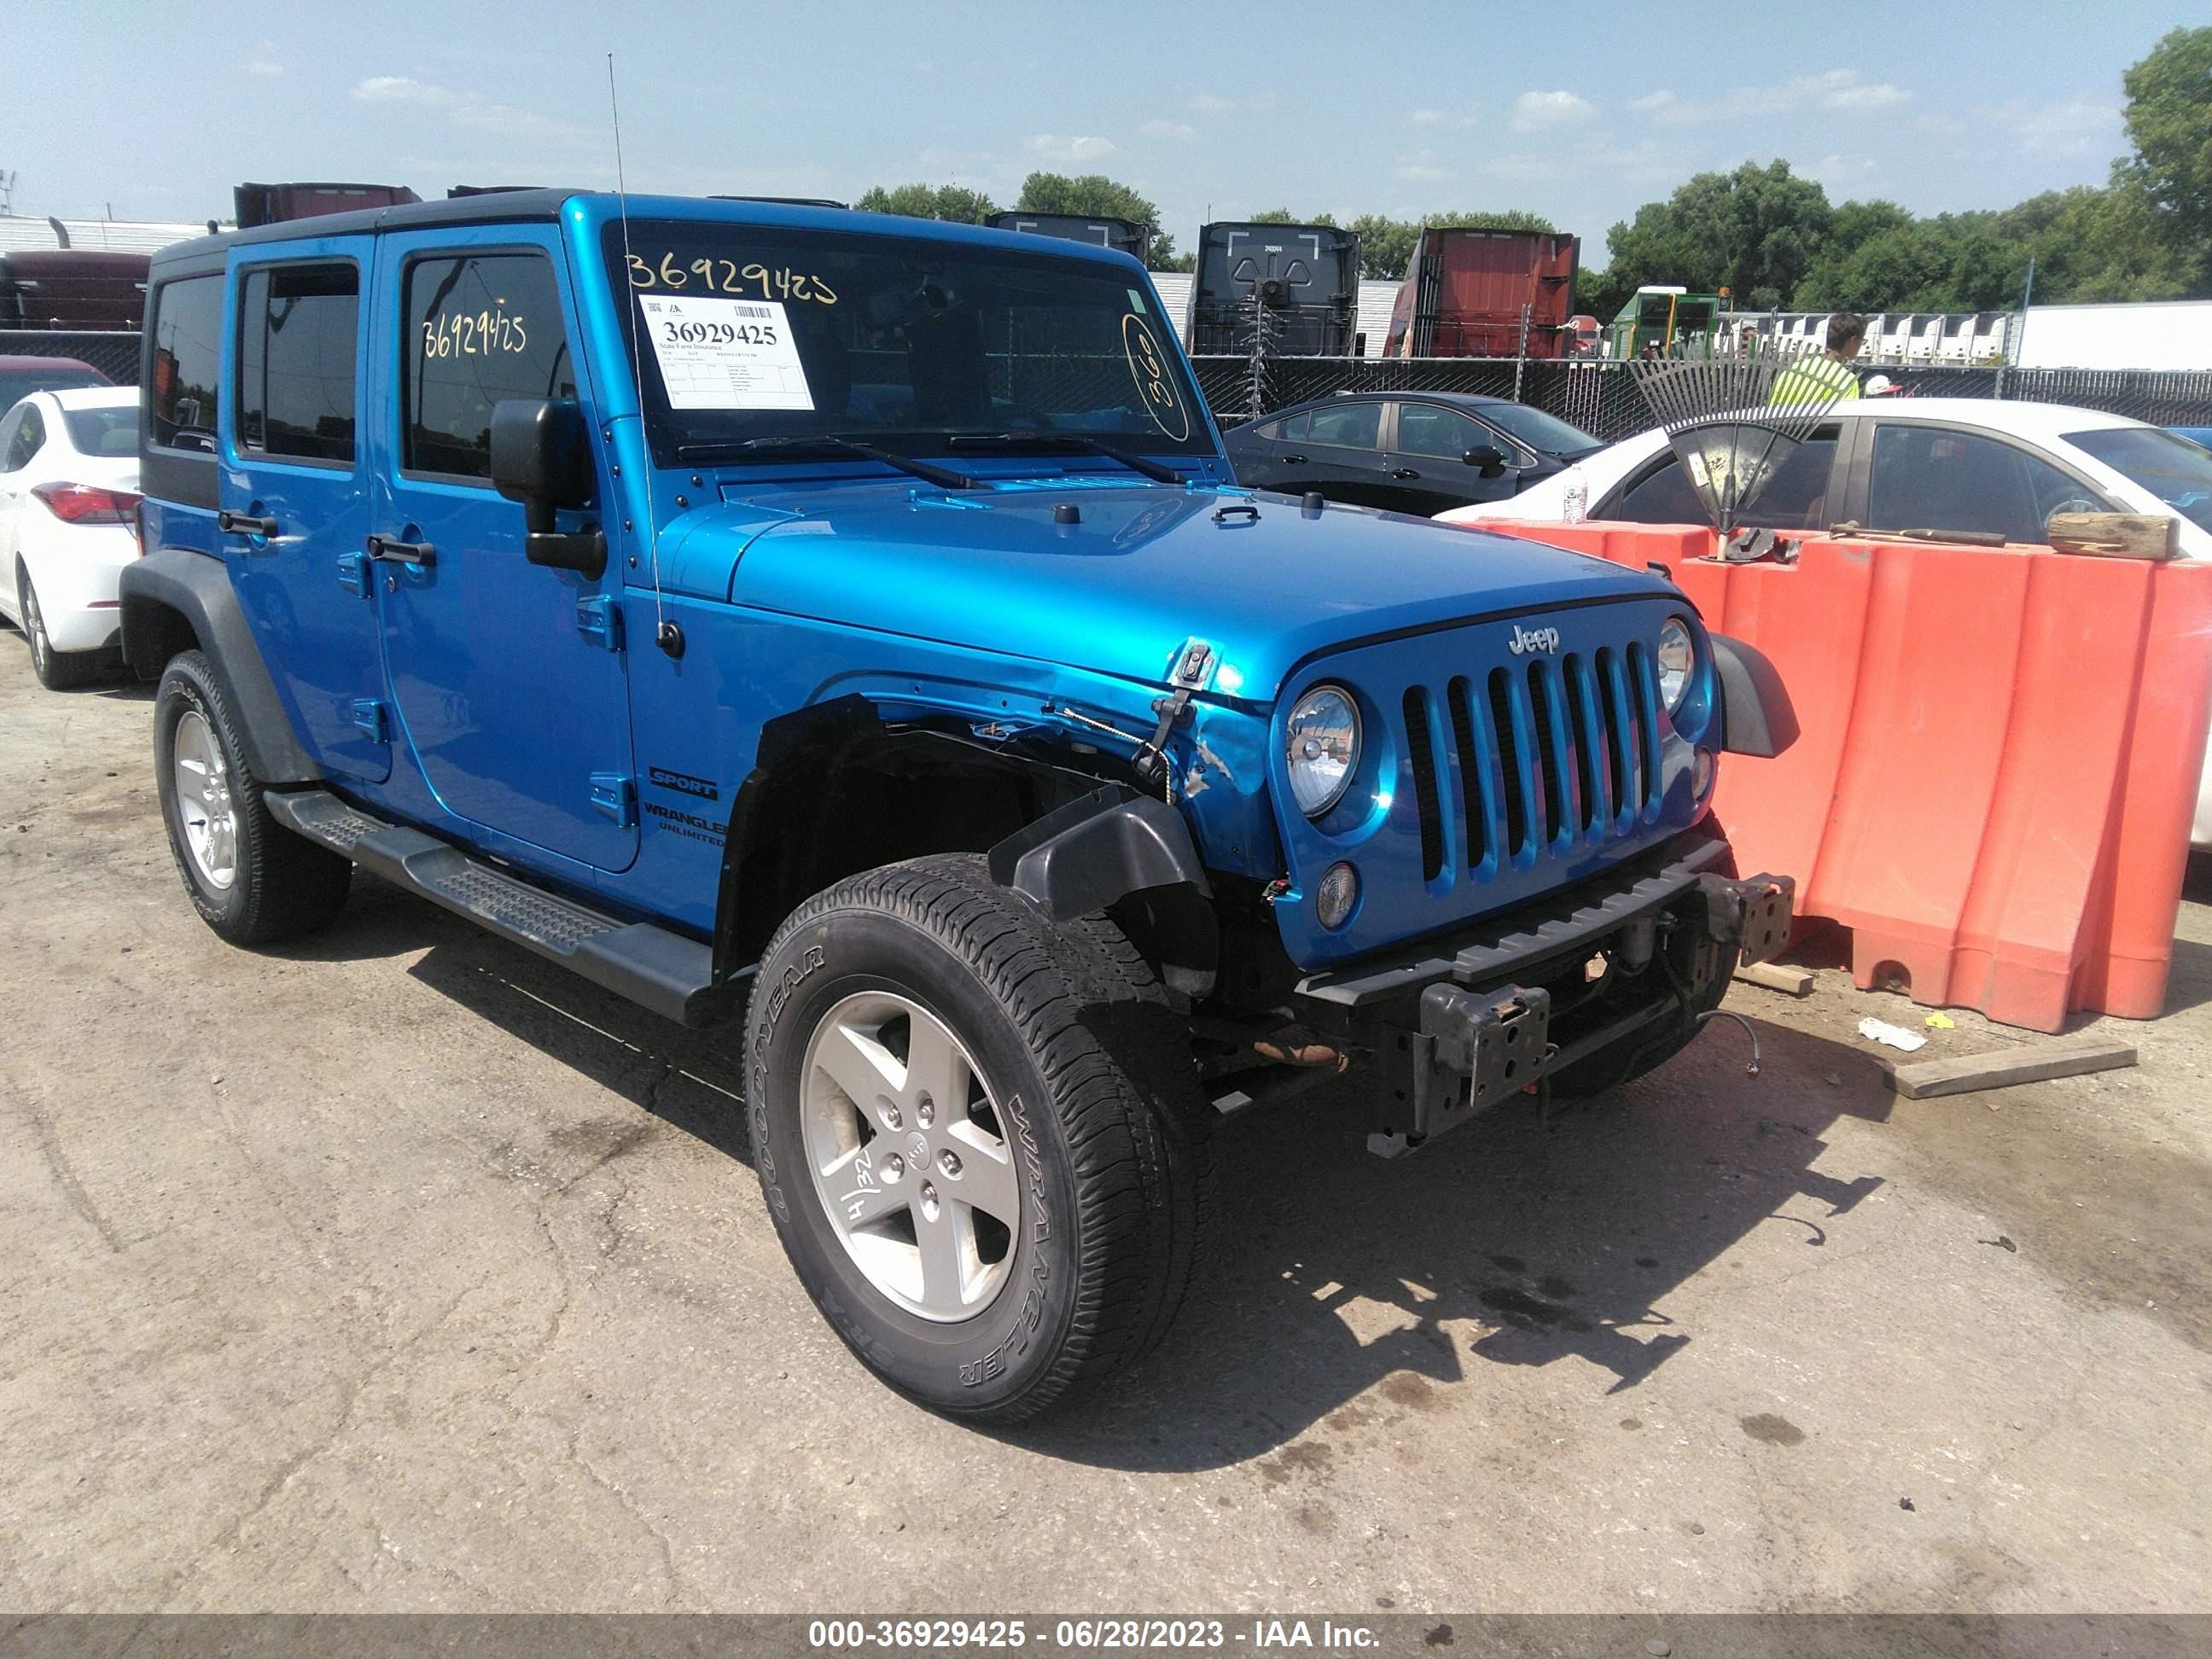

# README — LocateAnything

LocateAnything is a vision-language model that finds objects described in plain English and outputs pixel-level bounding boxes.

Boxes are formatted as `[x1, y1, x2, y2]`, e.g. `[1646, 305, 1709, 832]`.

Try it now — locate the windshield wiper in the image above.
[945, 432, 1186, 485]
[674, 434, 981, 491]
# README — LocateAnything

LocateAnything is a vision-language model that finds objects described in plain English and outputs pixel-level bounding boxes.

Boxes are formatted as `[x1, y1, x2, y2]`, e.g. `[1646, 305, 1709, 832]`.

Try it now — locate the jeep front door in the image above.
[371, 236, 637, 870]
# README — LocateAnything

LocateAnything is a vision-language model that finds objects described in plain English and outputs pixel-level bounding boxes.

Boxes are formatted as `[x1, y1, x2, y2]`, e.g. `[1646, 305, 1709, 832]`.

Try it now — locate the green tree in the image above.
[1013, 172, 1179, 267]
[1601, 160, 1834, 308]
[1346, 211, 1555, 281]
[853, 183, 998, 224]
[2121, 25, 2212, 276]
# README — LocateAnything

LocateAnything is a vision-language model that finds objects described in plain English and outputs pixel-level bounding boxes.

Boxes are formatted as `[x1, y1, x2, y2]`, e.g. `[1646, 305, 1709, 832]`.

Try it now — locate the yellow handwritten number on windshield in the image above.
[627, 253, 837, 306]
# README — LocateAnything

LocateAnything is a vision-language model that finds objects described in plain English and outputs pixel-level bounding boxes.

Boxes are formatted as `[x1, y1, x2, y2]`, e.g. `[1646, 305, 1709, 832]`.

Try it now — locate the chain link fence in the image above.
[15, 329, 2211, 443]
[1190, 354, 2212, 443]
[0, 329, 142, 385]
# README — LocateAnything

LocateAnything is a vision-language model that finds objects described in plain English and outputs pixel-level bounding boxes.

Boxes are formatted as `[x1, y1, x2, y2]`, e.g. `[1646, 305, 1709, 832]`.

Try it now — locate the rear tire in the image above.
[154, 649, 352, 945]
[749, 855, 1211, 1423]
[16, 562, 102, 690]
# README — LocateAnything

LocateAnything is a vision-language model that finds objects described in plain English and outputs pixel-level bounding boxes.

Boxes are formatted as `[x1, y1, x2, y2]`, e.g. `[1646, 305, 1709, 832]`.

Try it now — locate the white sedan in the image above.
[0, 387, 142, 689]
[1437, 398, 2212, 847]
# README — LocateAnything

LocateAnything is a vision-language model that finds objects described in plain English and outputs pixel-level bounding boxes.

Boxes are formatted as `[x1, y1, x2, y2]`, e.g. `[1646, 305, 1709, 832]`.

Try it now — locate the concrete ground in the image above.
[1, 637, 2207, 1618]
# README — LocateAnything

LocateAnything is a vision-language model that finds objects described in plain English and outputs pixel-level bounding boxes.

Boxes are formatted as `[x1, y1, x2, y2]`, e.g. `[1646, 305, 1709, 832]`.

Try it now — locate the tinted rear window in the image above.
[237, 262, 360, 463]
[0, 370, 102, 410]
[62, 405, 139, 457]
[149, 274, 224, 451]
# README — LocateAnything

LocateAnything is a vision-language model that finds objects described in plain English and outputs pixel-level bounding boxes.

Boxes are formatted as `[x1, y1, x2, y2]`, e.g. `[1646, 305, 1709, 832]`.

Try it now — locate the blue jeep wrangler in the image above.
[121, 192, 1796, 1422]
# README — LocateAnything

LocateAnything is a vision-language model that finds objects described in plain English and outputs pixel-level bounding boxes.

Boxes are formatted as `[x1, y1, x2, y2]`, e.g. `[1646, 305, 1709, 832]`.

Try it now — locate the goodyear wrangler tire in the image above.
[749, 854, 1211, 1423]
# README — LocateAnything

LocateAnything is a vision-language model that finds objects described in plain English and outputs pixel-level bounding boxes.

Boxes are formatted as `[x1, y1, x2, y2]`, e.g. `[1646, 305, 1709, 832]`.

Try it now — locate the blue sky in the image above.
[6, 0, 2184, 260]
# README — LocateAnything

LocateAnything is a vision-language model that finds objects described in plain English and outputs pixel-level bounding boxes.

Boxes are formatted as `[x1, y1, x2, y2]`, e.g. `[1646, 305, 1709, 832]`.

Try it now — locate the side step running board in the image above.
[267, 789, 723, 1027]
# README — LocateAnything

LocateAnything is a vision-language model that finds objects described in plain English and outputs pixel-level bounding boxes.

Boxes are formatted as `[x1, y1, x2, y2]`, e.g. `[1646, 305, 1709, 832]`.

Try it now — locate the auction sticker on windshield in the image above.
[639, 294, 813, 410]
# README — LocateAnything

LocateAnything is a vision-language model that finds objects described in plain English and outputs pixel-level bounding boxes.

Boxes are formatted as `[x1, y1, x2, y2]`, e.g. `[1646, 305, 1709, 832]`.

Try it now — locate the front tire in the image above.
[17, 562, 102, 690]
[154, 649, 352, 945]
[749, 855, 1211, 1423]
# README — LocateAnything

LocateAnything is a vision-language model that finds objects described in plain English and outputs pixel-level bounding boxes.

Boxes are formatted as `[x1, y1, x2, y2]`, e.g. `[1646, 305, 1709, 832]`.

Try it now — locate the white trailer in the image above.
[2011, 300, 2212, 372]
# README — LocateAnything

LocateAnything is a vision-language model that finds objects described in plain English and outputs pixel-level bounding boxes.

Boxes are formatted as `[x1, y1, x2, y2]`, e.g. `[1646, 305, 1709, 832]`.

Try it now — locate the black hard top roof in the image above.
[153, 189, 579, 265]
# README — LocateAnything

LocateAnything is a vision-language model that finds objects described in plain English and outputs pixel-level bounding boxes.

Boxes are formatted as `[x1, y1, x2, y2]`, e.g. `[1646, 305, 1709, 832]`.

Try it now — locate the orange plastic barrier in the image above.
[1473, 521, 2212, 1031]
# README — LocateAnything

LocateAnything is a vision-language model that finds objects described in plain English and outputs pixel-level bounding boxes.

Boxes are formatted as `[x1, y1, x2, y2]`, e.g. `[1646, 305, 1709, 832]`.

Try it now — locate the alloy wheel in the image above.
[799, 990, 1022, 1322]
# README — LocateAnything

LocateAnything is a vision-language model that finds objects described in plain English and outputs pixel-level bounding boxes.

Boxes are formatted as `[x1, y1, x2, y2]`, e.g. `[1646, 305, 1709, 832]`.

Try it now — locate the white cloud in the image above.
[1475, 151, 1564, 185]
[2002, 96, 2122, 158]
[1182, 88, 1277, 114]
[1409, 103, 1482, 128]
[1026, 133, 1117, 163]
[245, 56, 283, 78]
[1632, 68, 1907, 125]
[350, 74, 579, 146]
[1511, 90, 1598, 133]
[1807, 153, 1881, 186]
[1138, 119, 1197, 143]
[1393, 150, 1453, 183]
[352, 75, 457, 107]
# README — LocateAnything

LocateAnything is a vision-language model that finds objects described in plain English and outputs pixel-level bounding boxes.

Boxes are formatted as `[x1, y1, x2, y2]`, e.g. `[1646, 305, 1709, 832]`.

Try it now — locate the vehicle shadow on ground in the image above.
[1025, 1016, 1888, 1470]
[288, 875, 1884, 1469]
[272, 879, 754, 1162]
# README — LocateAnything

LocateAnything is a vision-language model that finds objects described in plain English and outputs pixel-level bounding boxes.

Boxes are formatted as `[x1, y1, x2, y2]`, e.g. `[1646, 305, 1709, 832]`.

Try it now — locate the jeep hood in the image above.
[676, 477, 1674, 700]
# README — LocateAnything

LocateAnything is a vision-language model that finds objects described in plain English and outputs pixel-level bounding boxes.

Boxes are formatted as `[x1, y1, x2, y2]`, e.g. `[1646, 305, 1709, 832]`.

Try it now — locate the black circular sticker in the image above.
[1121, 312, 1191, 443]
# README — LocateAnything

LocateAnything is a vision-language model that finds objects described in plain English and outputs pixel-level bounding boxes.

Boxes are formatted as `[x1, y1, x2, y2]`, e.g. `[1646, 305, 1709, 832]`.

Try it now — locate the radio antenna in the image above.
[608, 54, 680, 658]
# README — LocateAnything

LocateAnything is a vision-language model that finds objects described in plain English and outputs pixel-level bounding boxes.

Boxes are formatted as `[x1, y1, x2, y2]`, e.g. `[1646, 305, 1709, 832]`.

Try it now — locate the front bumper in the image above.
[1291, 834, 1793, 1150]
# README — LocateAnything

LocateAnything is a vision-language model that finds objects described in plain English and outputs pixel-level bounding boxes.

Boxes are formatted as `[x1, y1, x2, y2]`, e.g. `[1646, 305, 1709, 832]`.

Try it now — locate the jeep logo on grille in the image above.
[1507, 625, 1561, 655]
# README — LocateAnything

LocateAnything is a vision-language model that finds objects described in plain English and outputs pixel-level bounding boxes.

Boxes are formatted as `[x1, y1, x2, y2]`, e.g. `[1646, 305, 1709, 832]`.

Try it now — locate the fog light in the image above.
[1316, 861, 1359, 929]
[1693, 748, 1716, 797]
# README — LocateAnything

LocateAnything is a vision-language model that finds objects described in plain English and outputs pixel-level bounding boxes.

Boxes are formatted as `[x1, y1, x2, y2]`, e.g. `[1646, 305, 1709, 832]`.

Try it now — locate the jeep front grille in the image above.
[1402, 643, 1663, 884]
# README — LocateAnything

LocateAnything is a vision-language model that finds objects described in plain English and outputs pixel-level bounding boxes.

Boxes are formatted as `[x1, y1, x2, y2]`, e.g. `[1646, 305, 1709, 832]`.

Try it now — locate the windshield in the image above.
[1479, 401, 1601, 457]
[606, 220, 1212, 469]
[61, 404, 138, 457]
[2064, 426, 2212, 534]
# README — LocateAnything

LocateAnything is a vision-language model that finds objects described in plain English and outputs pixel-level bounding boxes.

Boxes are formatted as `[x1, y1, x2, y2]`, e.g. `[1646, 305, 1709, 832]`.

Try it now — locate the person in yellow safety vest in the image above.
[1771, 312, 1866, 405]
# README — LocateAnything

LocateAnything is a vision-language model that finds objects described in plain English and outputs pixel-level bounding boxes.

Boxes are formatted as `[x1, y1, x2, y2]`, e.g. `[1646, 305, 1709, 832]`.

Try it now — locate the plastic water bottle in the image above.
[1561, 465, 1588, 525]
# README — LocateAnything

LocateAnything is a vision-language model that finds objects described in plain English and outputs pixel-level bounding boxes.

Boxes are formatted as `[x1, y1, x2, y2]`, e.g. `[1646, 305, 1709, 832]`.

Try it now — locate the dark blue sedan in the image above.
[1223, 391, 1603, 516]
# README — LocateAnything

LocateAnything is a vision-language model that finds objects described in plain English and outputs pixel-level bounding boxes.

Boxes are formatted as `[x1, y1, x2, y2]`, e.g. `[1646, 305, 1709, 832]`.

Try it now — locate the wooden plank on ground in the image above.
[1884, 1037, 2138, 1099]
[1734, 961, 1814, 996]
[2046, 512, 2179, 560]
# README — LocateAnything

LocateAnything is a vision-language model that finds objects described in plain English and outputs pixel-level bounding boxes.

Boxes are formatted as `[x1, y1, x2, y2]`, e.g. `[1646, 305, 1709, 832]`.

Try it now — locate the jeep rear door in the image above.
[368, 232, 639, 871]
[220, 236, 391, 783]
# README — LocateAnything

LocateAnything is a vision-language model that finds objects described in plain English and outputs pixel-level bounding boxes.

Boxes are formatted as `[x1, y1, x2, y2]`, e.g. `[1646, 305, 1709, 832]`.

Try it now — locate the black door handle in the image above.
[1391, 468, 1421, 480]
[366, 533, 437, 568]
[218, 509, 278, 537]
[1281, 452, 1307, 464]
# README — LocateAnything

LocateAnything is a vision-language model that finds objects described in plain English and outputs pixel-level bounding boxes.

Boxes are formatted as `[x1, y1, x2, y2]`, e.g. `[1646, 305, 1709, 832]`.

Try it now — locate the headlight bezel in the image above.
[1284, 682, 1362, 818]
[1656, 614, 1697, 715]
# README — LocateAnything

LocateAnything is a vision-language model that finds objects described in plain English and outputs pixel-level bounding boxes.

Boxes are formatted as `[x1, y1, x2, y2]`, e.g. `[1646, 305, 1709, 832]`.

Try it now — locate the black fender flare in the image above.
[118, 549, 320, 783]
[987, 784, 1219, 997]
[1709, 633, 1799, 760]
[987, 784, 1212, 920]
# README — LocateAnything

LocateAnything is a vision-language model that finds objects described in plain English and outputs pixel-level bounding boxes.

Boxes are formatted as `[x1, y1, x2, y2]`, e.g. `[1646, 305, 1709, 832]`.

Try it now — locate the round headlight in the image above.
[1656, 616, 1697, 713]
[1285, 684, 1360, 818]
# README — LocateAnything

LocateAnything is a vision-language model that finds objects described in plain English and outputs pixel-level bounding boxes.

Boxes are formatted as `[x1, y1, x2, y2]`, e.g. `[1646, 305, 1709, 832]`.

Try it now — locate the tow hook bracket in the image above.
[1372, 984, 1553, 1156]
[1701, 871, 1796, 964]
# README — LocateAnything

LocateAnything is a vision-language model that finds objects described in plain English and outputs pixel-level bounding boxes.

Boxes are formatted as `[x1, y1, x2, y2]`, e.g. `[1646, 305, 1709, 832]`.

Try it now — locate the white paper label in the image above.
[638, 295, 813, 411]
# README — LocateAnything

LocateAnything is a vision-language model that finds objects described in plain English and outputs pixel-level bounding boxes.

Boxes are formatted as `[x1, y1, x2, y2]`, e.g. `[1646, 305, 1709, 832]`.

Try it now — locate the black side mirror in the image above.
[491, 399, 607, 579]
[1464, 444, 1509, 478]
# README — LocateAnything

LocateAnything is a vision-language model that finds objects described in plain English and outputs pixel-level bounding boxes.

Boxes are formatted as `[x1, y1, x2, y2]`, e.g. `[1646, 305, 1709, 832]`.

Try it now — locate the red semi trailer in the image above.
[1383, 226, 1580, 358]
